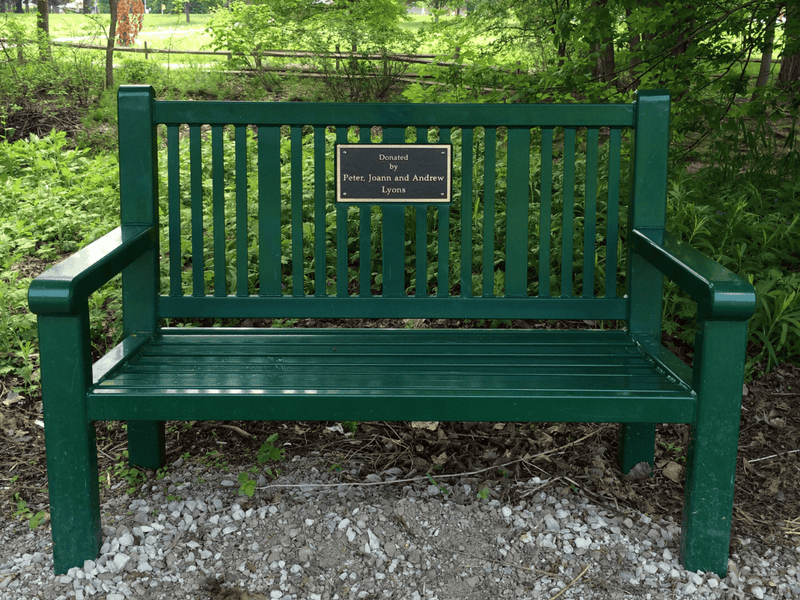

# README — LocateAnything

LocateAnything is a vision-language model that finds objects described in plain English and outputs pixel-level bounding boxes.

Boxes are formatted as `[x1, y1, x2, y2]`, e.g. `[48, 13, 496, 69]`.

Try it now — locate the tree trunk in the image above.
[83, 0, 91, 14]
[591, 0, 616, 85]
[753, 7, 779, 96]
[778, 3, 800, 86]
[36, 0, 48, 60]
[106, 0, 117, 89]
[628, 7, 642, 90]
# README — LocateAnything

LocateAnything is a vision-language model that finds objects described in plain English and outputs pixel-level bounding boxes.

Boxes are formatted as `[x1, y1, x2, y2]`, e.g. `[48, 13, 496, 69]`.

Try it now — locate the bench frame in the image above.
[29, 86, 755, 576]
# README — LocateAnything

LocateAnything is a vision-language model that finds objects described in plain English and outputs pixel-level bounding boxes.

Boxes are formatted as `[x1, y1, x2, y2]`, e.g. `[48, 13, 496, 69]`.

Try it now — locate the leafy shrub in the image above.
[0, 131, 121, 393]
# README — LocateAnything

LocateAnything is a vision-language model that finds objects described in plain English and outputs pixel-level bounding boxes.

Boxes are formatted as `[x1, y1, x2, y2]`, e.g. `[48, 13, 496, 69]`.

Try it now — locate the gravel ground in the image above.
[1, 454, 798, 600]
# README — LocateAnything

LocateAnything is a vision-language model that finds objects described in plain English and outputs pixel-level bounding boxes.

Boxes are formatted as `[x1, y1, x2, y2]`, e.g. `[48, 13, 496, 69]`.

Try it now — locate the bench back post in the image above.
[627, 90, 670, 341]
[117, 85, 160, 336]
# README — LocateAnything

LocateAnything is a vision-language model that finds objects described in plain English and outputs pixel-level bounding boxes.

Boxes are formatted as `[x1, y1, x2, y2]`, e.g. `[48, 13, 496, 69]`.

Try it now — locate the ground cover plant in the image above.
[0, 0, 798, 569]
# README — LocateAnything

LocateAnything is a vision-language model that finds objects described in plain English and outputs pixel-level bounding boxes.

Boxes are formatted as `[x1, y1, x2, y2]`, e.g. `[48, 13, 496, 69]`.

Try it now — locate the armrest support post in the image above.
[681, 317, 749, 576]
[37, 313, 102, 574]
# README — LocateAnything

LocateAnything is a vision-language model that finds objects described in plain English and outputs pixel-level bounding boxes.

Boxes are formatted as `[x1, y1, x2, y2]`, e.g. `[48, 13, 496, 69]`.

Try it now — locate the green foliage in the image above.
[256, 433, 286, 464]
[237, 470, 257, 498]
[207, 0, 415, 101]
[12, 491, 48, 529]
[238, 433, 286, 497]
[0, 131, 121, 394]
[103, 450, 146, 495]
[426, 472, 450, 495]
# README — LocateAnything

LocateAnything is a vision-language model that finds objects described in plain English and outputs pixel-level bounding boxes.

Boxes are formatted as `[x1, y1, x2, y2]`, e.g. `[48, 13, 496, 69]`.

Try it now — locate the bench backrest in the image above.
[117, 86, 670, 332]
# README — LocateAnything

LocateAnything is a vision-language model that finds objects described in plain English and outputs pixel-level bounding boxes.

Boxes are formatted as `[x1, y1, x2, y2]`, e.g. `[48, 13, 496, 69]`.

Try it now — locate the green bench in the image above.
[28, 86, 755, 576]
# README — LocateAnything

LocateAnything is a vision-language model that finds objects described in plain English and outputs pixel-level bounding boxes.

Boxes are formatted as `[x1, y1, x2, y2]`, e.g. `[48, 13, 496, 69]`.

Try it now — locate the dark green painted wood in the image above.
[37, 314, 102, 575]
[28, 226, 154, 315]
[583, 128, 599, 298]
[415, 205, 427, 296]
[336, 127, 349, 298]
[681, 318, 749, 577]
[212, 125, 227, 297]
[632, 229, 755, 319]
[154, 100, 635, 128]
[482, 127, 496, 298]
[617, 421, 657, 475]
[415, 128, 428, 296]
[461, 127, 474, 296]
[117, 86, 159, 337]
[561, 128, 576, 298]
[30, 87, 758, 577]
[235, 125, 249, 297]
[87, 330, 696, 424]
[506, 128, 530, 297]
[314, 127, 327, 297]
[605, 128, 621, 299]
[359, 127, 372, 297]
[258, 126, 281, 297]
[538, 128, 553, 298]
[437, 128, 451, 297]
[116, 88, 167, 476]
[189, 126, 205, 297]
[167, 125, 181, 297]
[157, 295, 628, 320]
[381, 127, 407, 298]
[359, 208, 372, 297]
[627, 90, 671, 340]
[291, 126, 304, 296]
[126, 420, 166, 470]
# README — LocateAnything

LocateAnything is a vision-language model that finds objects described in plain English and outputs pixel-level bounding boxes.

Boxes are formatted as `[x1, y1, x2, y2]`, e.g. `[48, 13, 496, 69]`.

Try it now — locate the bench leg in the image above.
[128, 420, 166, 470]
[617, 422, 656, 475]
[38, 316, 102, 574]
[680, 319, 747, 577]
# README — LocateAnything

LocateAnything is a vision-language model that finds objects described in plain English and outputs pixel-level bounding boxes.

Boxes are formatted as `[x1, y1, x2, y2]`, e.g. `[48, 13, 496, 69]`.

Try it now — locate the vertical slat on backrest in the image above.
[258, 126, 281, 297]
[314, 127, 327, 296]
[234, 126, 248, 297]
[482, 128, 496, 297]
[336, 127, 349, 297]
[437, 128, 451, 297]
[561, 128, 576, 298]
[460, 128, 473, 297]
[359, 127, 371, 297]
[189, 125, 205, 297]
[291, 126, 304, 296]
[506, 128, 530, 297]
[167, 125, 182, 297]
[211, 126, 226, 297]
[382, 127, 406, 298]
[605, 128, 621, 299]
[414, 128, 427, 297]
[583, 128, 599, 298]
[538, 128, 553, 298]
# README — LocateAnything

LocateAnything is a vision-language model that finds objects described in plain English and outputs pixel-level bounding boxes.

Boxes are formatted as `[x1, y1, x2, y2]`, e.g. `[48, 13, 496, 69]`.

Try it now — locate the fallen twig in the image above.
[548, 565, 591, 600]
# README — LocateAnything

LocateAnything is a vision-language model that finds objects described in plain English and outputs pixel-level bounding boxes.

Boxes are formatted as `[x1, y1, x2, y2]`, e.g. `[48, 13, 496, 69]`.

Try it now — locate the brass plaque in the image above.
[336, 144, 452, 203]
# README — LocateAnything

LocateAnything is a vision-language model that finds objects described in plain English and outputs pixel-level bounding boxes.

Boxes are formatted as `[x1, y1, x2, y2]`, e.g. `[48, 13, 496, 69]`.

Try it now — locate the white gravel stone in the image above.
[0, 457, 795, 600]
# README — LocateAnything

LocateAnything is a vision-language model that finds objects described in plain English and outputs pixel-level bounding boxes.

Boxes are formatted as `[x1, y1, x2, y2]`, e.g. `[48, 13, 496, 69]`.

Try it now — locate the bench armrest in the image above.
[28, 225, 156, 315]
[630, 228, 755, 320]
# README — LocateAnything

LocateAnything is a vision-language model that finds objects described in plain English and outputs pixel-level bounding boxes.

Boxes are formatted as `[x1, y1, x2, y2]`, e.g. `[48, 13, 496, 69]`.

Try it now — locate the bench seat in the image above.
[89, 329, 696, 423]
